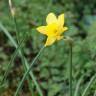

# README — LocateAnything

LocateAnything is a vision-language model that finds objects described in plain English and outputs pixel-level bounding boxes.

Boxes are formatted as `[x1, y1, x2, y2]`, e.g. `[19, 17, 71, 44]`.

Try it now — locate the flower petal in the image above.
[58, 13, 64, 26]
[58, 26, 68, 35]
[56, 36, 63, 40]
[46, 13, 57, 24]
[45, 36, 56, 46]
[36, 26, 47, 35]
[45, 23, 58, 36]
[63, 27, 68, 31]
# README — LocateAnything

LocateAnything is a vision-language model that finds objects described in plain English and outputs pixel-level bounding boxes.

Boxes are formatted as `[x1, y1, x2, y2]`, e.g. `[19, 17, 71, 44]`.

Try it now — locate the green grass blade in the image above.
[14, 46, 44, 96]
[81, 74, 96, 96]
[0, 22, 17, 47]
[0, 37, 26, 84]
[0, 21, 34, 95]
[27, 77, 34, 96]
[93, 90, 96, 96]
[0, 22, 43, 96]
[8, 0, 34, 93]
[74, 75, 84, 96]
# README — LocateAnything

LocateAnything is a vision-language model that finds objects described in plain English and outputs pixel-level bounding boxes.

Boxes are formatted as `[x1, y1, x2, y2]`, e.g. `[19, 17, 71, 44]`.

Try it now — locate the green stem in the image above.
[13, 16, 20, 44]
[69, 43, 72, 96]
[0, 37, 26, 84]
[8, 1, 38, 95]
[8, 0, 20, 44]
[0, 22, 43, 96]
[14, 46, 45, 96]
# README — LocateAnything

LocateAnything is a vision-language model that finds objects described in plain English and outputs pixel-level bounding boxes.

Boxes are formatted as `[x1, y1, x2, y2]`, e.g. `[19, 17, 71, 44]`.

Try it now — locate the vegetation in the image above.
[0, 0, 96, 96]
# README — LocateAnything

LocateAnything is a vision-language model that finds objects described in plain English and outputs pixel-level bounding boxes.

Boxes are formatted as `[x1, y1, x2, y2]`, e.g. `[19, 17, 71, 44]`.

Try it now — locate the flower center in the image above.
[54, 29, 60, 36]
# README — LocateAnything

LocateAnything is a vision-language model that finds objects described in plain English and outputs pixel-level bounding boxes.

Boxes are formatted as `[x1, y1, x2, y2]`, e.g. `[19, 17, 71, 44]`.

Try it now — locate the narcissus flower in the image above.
[37, 13, 68, 46]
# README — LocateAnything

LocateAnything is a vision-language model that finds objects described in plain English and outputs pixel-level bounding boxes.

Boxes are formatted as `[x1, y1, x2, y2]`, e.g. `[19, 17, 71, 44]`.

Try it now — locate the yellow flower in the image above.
[37, 13, 68, 46]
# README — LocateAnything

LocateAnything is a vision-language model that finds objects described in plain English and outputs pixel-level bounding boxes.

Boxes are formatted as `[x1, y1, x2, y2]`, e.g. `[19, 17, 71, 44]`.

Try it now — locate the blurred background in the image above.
[0, 0, 96, 96]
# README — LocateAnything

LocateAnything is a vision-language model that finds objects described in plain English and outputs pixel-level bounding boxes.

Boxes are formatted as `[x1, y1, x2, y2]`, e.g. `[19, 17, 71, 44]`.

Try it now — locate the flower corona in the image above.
[37, 13, 68, 46]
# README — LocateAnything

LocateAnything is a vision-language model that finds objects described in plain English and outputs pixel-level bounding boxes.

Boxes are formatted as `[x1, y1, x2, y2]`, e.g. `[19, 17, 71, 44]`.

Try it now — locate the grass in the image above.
[0, 0, 96, 96]
[0, 22, 43, 96]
